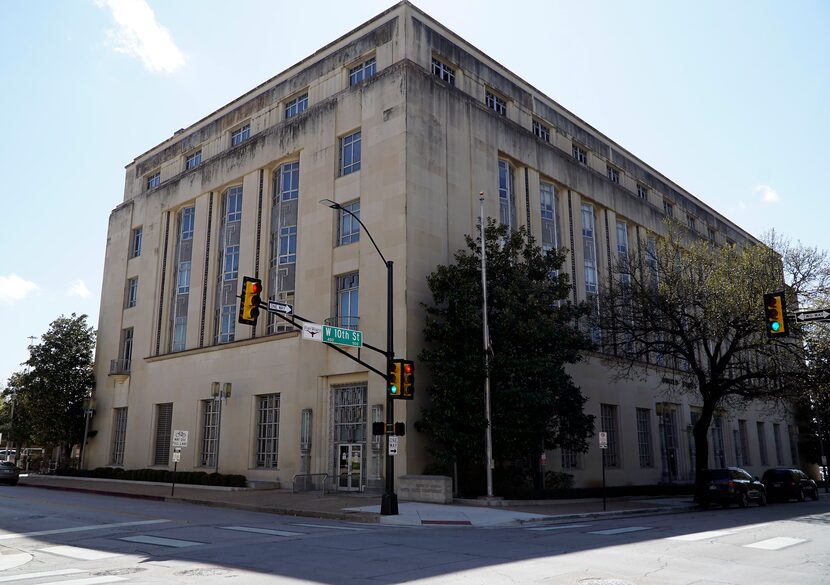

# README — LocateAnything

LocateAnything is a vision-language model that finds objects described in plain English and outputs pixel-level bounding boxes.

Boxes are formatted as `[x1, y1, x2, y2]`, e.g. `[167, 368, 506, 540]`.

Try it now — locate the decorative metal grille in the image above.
[153, 403, 173, 466]
[256, 394, 281, 468]
[200, 399, 219, 467]
[111, 408, 127, 465]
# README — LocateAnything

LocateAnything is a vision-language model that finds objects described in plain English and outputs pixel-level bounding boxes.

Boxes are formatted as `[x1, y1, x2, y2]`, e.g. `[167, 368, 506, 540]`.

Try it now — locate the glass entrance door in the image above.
[337, 444, 362, 491]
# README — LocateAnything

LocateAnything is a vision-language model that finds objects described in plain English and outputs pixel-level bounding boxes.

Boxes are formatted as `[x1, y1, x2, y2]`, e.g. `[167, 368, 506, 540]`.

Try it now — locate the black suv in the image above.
[762, 468, 819, 502]
[700, 467, 767, 508]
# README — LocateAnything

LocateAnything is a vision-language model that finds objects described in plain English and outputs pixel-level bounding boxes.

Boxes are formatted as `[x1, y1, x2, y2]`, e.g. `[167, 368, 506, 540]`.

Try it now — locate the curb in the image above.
[514, 505, 700, 525]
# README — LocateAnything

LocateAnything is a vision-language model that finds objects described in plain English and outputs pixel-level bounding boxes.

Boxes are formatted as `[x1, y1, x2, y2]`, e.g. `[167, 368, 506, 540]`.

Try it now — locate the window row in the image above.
[110, 394, 282, 469]
[561, 405, 797, 475]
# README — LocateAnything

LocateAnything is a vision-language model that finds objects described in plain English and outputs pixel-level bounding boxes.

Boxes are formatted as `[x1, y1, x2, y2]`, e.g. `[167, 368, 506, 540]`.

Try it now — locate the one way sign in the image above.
[794, 309, 830, 323]
[267, 300, 293, 315]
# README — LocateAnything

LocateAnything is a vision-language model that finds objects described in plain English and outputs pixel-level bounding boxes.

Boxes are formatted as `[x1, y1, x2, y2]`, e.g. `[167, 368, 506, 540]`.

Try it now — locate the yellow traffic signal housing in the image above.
[400, 359, 415, 400]
[238, 276, 263, 326]
[763, 291, 787, 338]
[387, 361, 402, 397]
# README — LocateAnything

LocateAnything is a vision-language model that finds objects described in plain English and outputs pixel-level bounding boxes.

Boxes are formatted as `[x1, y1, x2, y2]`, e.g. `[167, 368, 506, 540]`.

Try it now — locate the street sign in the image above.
[598, 431, 608, 450]
[172, 451, 181, 463]
[794, 309, 830, 323]
[172, 430, 188, 448]
[302, 323, 323, 341]
[388, 435, 399, 456]
[267, 300, 293, 315]
[322, 325, 363, 348]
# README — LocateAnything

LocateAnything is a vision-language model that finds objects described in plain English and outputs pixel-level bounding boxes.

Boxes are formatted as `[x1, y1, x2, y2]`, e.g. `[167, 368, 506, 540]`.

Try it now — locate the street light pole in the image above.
[320, 199, 398, 515]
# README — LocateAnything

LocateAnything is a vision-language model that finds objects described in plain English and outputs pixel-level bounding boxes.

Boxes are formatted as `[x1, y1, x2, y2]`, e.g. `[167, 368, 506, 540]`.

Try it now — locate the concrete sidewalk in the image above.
[17, 474, 698, 527]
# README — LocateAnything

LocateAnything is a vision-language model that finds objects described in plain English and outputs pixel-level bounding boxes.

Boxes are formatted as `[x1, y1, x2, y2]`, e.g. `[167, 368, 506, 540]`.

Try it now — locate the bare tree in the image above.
[595, 222, 816, 498]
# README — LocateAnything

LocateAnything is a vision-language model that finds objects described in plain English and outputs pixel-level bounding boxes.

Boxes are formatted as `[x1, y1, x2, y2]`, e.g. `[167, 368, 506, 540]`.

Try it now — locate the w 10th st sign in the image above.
[322, 325, 363, 348]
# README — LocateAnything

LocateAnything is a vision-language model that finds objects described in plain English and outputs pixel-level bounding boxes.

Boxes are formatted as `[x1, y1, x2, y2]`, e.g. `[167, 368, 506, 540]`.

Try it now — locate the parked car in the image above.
[700, 467, 767, 508]
[762, 468, 819, 502]
[0, 461, 19, 486]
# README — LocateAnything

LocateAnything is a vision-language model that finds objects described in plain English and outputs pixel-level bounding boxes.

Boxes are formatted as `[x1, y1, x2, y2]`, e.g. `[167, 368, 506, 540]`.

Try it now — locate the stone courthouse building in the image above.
[86, 1, 799, 490]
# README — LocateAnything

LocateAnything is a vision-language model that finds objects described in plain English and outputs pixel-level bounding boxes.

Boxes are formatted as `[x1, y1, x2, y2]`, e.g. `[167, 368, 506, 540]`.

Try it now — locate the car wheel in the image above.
[738, 492, 749, 508]
[759, 491, 767, 506]
[797, 488, 806, 502]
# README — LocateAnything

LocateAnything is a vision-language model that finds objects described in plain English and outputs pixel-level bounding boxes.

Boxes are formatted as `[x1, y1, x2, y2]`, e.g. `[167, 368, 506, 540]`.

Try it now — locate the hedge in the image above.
[57, 467, 247, 487]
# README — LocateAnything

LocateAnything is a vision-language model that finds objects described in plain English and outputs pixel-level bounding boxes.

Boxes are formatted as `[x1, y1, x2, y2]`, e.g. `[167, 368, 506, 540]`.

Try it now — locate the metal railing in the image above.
[109, 359, 131, 376]
[292, 473, 329, 495]
[324, 316, 359, 330]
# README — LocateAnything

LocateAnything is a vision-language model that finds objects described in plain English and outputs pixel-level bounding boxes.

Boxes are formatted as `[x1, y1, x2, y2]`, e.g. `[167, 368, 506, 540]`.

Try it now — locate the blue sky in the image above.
[1, 0, 828, 387]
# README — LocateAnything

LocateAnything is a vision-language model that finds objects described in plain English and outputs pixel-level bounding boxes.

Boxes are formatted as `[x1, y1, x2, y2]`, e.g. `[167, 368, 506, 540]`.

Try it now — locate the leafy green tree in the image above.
[417, 220, 594, 495]
[20, 314, 96, 461]
[595, 223, 816, 499]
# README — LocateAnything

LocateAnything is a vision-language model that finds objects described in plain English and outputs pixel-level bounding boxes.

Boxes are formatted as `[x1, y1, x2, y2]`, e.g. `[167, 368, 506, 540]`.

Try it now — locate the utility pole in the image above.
[480, 193, 494, 498]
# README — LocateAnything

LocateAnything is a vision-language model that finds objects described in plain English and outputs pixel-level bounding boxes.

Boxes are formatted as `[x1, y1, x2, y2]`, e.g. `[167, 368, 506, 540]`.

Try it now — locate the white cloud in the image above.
[0, 274, 39, 305]
[753, 184, 781, 204]
[68, 279, 91, 299]
[96, 0, 185, 73]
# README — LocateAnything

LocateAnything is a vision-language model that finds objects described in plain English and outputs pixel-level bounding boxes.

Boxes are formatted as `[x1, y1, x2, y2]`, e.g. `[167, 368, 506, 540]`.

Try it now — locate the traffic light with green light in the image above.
[238, 276, 263, 326]
[763, 291, 788, 338]
[387, 361, 402, 397]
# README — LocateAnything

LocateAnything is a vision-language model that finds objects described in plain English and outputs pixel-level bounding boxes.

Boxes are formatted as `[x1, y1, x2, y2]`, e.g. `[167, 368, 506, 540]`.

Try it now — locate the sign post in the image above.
[171, 430, 188, 497]
[599, 431, 608, 512]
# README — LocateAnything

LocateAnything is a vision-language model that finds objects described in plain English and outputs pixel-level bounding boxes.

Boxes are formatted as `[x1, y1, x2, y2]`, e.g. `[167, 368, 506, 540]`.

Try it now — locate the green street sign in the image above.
[322, 325, 363, 348]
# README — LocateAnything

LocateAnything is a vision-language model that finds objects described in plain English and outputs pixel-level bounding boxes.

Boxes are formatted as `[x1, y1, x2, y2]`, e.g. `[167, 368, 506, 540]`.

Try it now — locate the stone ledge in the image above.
[397, 475, 452, 504]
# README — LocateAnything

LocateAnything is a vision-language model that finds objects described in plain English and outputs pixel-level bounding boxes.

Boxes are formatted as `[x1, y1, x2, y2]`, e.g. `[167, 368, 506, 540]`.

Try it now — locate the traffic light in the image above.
[238, 276, 262, 325]
[387, 360, 402, 397]
[394, 422, 406, 436]
[372, 422, 386, 436]
[763, 291, 788, 338]
[400, 360, 415, 400]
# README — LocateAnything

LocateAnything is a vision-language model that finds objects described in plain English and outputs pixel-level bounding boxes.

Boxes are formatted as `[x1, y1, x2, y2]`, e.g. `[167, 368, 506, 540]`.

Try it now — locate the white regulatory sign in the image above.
[302, 323, 323, 342]
[172, 430, 189, 448]
[598, 431, 608, 450]
[388, 435, 399, 456]
[172, 451, 181, 463]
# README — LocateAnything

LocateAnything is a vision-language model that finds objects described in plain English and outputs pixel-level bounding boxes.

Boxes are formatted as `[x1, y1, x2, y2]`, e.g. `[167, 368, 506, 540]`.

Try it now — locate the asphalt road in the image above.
[0, 484, 828, 584]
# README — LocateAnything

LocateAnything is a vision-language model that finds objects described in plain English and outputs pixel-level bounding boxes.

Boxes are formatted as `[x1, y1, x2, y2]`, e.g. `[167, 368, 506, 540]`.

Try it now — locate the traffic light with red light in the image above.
[238, 276, 263, 326]
[387, 360, 402, 397]
[763, 291, 788, 338]
[400, 360, 415, 400]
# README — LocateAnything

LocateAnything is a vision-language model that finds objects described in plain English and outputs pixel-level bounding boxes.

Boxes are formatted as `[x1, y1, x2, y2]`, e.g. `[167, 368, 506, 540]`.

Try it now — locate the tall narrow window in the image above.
[285, 93, 308, 119]
[688, 216, 696, 232]
[216, 186, 242, 344]
[336, 272, 359, 330]
[126, 277, 138, 308]
[636, 408, 653, 468]
[645, 235, 658, 287]
[256, 393, 281, 468]
[498, 159, 516, 231]
[110, 408, 127, 466]
[340, 131, 361, 175]
[788, 426, 799, 465]
[540, 182, 558, 254]
[131, 227, 143, 258]
[337, 200, 360, 246]
[171, 206, 194, 353]
[582, 205, 597, 295]
[663, 200, 674, 217]
[153, 403, 173, 466]
[561, 449, 580, 469]
[637, 184, 649, 199]
[349, 57, 376, 85]
[607, 166, 620, 183]
[616, 220, 630, 284]
[199, 399, 219, 467]
[120, 327, 133, 371]
[231, 123, 250, 146]
[738, 419, 750, 466]
[757, 421, 768, 466]
[431, 58, 455, 85]
[773, 423, 783, 465]
[485, 91, 506, 115]
[601, 404, 620, 468]
[268, 163, 298, 335]
[185, 150, 202, 170]
[572, 144, 587, 164]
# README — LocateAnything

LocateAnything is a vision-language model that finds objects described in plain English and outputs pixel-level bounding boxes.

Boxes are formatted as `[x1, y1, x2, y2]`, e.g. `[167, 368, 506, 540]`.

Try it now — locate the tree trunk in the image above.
[693, 403, 715, 503]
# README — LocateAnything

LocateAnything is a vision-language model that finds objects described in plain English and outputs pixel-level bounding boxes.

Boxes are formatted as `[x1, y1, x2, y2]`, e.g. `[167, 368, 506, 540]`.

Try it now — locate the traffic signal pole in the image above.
[382, 259, 399, 515]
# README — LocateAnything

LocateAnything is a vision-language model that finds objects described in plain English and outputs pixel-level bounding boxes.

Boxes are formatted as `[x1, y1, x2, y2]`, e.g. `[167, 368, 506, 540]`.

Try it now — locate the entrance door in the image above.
[337, 444, 362, 491]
